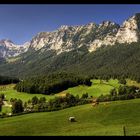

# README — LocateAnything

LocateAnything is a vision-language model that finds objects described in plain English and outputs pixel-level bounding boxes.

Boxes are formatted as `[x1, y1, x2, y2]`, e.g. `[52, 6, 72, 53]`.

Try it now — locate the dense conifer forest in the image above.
[15, 72, 92, 94]
[0, 76, 19, 85]
[1, 42, 140, 81]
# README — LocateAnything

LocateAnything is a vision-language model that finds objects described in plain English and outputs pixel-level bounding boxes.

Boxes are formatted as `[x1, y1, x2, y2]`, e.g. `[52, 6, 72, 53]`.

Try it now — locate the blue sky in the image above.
[0, 4, 140, 44]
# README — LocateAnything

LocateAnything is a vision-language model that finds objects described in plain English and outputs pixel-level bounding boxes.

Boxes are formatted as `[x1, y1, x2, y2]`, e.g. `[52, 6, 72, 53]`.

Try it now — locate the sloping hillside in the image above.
[0, 99, 140, 136]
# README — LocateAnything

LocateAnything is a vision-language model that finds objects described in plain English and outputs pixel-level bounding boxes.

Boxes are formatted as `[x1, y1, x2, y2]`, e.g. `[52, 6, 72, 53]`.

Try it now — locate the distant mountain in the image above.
[0, 39, 30, 58]
[0, 13, 140, 79]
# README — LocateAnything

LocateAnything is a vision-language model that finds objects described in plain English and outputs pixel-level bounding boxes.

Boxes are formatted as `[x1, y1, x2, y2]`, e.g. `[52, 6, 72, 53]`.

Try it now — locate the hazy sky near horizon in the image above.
[0, 4, 140, 44]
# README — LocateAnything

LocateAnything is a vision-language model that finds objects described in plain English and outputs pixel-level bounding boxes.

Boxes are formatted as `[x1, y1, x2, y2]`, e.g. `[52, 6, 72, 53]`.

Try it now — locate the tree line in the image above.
[97, 85, 140, 102]
[0, 93, 91, 117]
[0, 94, 5, 111]
[15, 72, 92, 95]
[24, 93, 91, 113]
[0, 75, 19, 85]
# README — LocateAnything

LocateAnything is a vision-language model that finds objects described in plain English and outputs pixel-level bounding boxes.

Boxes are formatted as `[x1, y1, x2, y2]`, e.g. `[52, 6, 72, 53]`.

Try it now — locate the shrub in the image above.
[11, 99, 24, 114]
[119, 78, 126, 85]
[81, 93, 88, 99]
[110, 88, 117, 96]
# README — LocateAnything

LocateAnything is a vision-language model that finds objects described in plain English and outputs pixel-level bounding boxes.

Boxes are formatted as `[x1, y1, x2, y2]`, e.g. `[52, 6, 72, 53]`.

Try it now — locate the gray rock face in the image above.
[0, 13, 140, 58]
[0, 39, 30, 58]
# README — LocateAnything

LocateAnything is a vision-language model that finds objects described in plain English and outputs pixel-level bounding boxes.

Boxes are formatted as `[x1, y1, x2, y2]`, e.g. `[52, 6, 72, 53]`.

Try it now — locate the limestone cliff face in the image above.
[0, 13, 140, 58]
[0, 39, 30, 58]
[89, 14, 140, 52]
[116, 15, 139, 44]
[30, 21, 119, 54]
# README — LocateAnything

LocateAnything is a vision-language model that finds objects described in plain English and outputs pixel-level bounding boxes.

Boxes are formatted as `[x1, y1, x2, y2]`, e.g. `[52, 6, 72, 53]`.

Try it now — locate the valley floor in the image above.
[0, 79, 140, 136]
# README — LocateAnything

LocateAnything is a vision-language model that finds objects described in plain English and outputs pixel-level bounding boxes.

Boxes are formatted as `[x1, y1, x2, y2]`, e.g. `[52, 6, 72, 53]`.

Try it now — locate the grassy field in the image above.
[0, 79, 121, 116]
[0, 98, 140, 135]
[58, 79, 121, 98]
[0, 79, 120, 103]
[61, 79, 140, 97]
[0, 84, 56, 102]
[0, 79, 137, 103]
[0, 79, 140, 135]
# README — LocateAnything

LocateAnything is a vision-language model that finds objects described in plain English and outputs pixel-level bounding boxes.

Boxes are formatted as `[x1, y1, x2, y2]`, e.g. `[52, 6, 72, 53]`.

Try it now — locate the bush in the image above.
[11, 99, 24, 114]
[110, 95, 117, 101]
[97, 85, 140, 103]
[110, 88, 117, 96]
[25, 93, 90, 112]
[81, 93, 88, 99]
[0, 94, 5, 100]
[135, 92, 140, 98]
[119, 78, 126, 85]
[118, 86, 127, 95]
[31, 96, 39, 105]
[126, 93, 135, 100]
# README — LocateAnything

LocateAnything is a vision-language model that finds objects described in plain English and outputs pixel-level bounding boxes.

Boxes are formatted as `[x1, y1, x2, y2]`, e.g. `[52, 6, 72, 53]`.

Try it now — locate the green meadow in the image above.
[0, 79, 140, 135]
[0, 99, 140, 136]
[1, 79, 138, 103]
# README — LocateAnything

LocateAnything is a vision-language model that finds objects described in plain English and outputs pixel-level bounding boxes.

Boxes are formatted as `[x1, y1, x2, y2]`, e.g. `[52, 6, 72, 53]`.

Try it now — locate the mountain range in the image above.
[0, 13, 140, 79]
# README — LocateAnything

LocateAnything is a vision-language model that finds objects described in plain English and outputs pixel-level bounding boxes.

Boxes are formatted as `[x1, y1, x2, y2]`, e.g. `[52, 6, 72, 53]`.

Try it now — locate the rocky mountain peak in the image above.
[116, 15, 139, 44]
[0, 39, 13, 46]
[122, 15, 138, 29]
[99, 21, 118, 28]
[85, 22, 97, 27]
[0, 39, 30, 58]
[1, 13, 140, 58]
[59, 25, 69, 30]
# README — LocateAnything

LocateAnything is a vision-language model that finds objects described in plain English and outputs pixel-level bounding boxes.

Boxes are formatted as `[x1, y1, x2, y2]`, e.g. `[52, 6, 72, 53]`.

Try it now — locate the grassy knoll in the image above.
[0, 98, 140, 135]
[59, 79, 121, 98]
